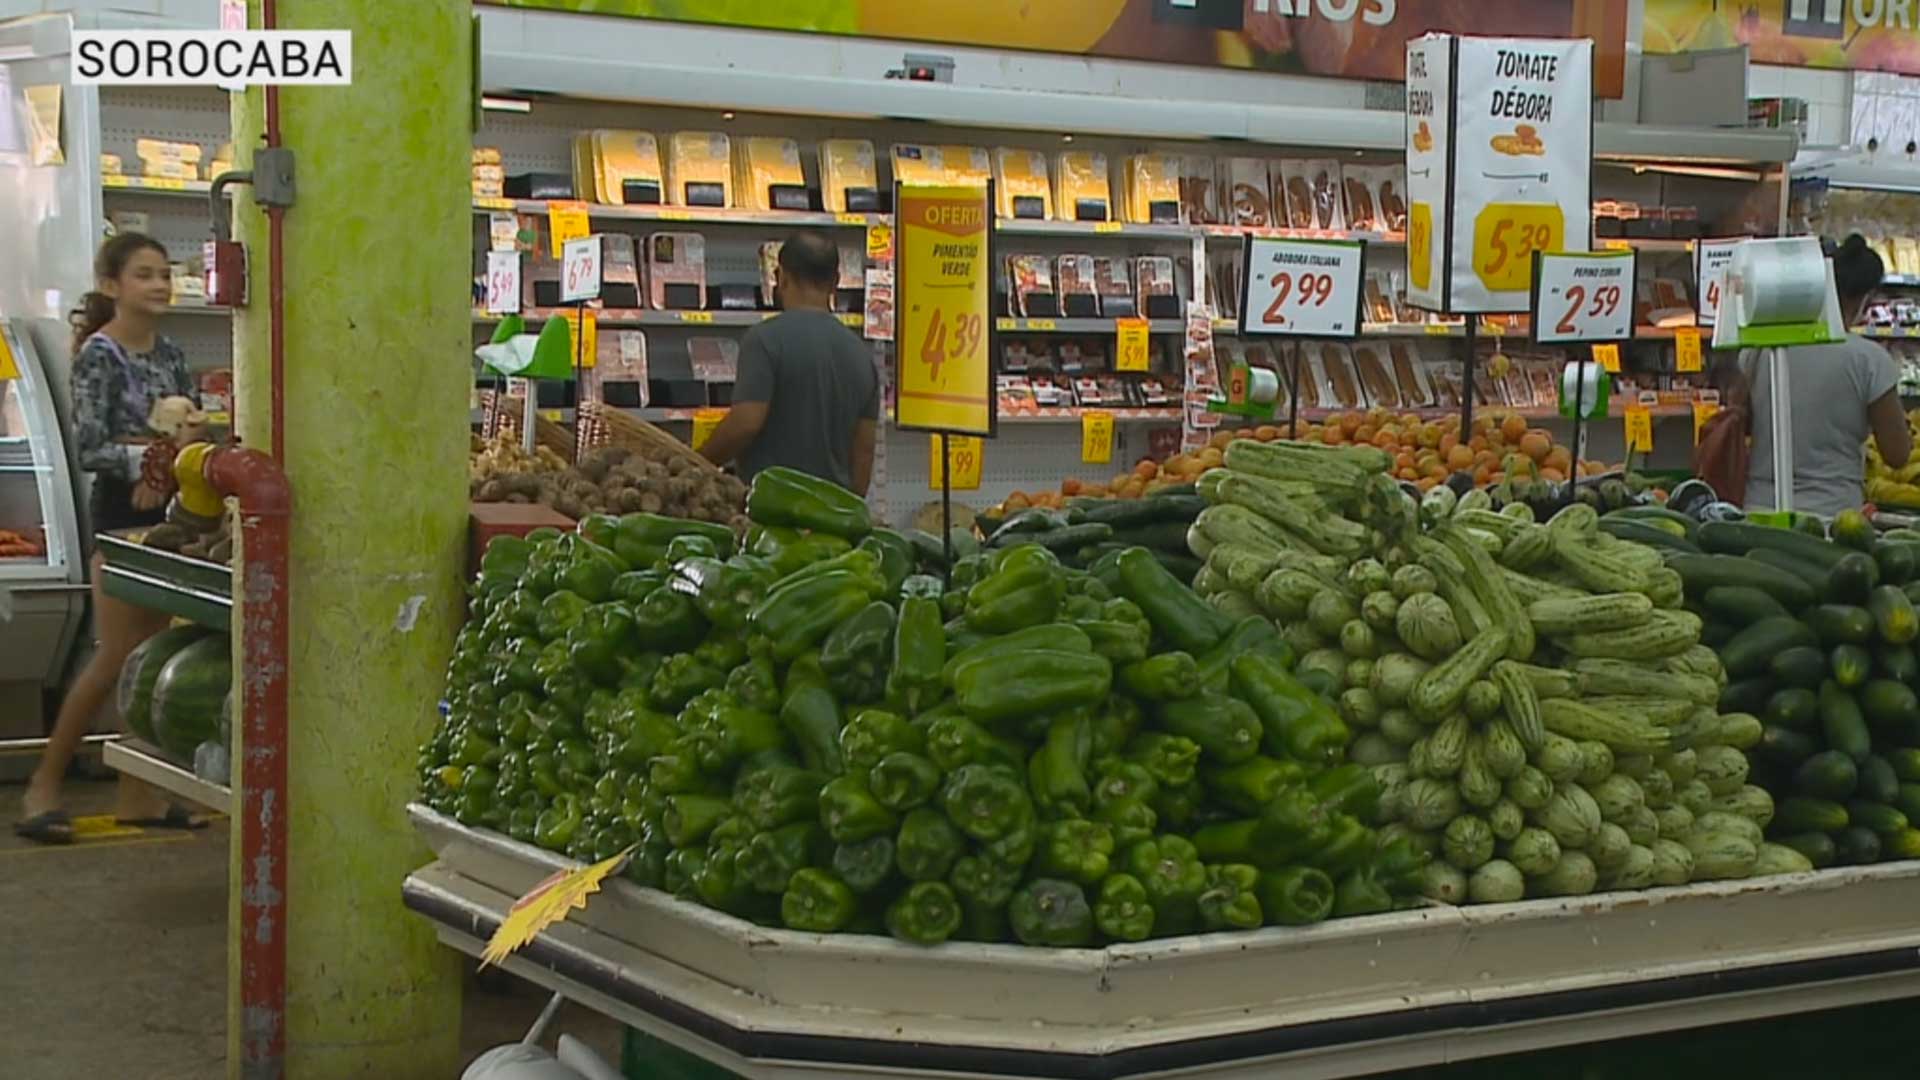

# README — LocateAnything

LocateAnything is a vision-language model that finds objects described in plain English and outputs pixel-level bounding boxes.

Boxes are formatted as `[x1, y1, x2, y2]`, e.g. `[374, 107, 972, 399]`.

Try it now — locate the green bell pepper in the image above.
[1112, 546, 1231, 654]
[1202, 755, 1305, 816]
[558, 543, 624, 604]
[1091, 694, 1143, 758]
[885, 595, 946, 715]
[869, 751, 941, 812]
[781, 868, 856, 932]
[748, 525, 852, 578]
[1119, 652, 1201, 702]
[940, 764, 1033, 842]
[1076, 619, 1150, 664]
[818, 774, 897, 844]
[1028, 711, 1093, 817]
[1310, 764, 1383, 822]
[980, 812, 1037, 870]
[693, 847, 760, 917]
[885, 881, 963, 945]
[1093, 873, 1155, 942]
[566, 603, 639, 686]
[964, 562, 1065, 634]
[1034, 819, 1114, 886]
[1333, 866, 1394, 918]
[1095, 797, 1158, 850]
[748, 570, 876, 662]
[924, 714, 1024, 773]
[940, 623, 1092, 686]
[613, 512, 734, 567]
[949, 853, 1020, 909]
[734, 764, 826, 831]
[1198, 863, 1264, 931]
[619, 652, 665, 694]
[1125, 835, 1207, 935]
[684, 705, 785, 774]
[662, 532, 721, 568]
[1368, 834, 1430, 896]
[663, 847, 707, 898]
[536, 590, 592, 641]
[481, 534, 535, 579]
[1155, 692, 1263, 764]
[839, 709, 922, 774]
[831, 835, 896, 894]
[779, 684, 846, 777]
[1125, 732, 1202, 788]
[1009, 878, 1094, 947]
[1257, 866, 1335, 926]
[1255, 785, 1335, 865]
[724, 656, 782, 712]
[1093, 759, 1158, 808]
[670, 557, 762, 632]
[820, 600, 896, 702]
[611, 570, 666, 606]
[953, 649, 1112, 727]
[1229, 652, 1351, 767]
[857, 529, 914, 596]
[746, 466, 872, 540]
[648, 652, 725, 712]
[635, 587, 708, 653]
[1309, 812, 1376, 880]
[492, 590, 544, 639]
[1195, 616, 1286, 694]
[894, 807, 964, 883]
[739, 822, 826, 894]
[492, 637, 543, 694]
[534, 793, 582, 852]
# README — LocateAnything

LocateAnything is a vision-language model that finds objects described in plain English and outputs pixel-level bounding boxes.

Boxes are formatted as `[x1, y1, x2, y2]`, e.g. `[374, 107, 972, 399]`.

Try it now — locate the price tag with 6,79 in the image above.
[1238, 237, 1365, 339]
[561, 236, 602, 304]
[930, 434, 982, 491]
[484, 250, 521, 315]
[1532, 249, 1635, 344]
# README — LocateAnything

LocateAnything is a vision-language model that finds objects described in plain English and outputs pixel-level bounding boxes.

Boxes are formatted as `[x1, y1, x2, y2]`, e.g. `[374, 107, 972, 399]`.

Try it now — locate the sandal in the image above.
[115, 805, 209, 831]
[14, 808, 75, 845]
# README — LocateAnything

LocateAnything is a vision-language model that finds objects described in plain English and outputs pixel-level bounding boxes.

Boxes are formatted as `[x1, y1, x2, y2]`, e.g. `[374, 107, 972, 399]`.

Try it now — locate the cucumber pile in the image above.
[1668, 511, 1920, 867]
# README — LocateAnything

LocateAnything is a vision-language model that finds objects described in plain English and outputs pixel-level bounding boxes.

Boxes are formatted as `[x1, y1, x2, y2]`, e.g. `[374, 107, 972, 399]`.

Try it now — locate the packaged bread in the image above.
[1054, 151, 1112, 222]
[1291, 344, 1328, 410]
[1350, 343, 1400, 409]
[1124, 155, 1182, 224]
[819, 139, 879, 212]
[1094, 257, 1134, 318]
[1224, 159, 1274, 227]
[1278, 160, 1345, 231]
[994, 148, 1054, 219]
[732, 137, 807, 211]
[1341, 165, 1386, 232]
[1318, 343, 1366, 407]
[571, 133, 600, 202]
[1499, 356, 1535, 407]
[594, 131, 662, 206]
[1364, 271, 1397, 324]
[666, 132, 731, 207]
[1378, 165, 1409, 233]
[1525, 361, 1560, 406]
[472, 146, 503, 166]
[135, 138, 202, 180]
[836, 239, 864, 294]
[1387, 342, 1437, 408]
[646, 232, 706, 310]
[1179, 156, 1219, 225]
[1471, 359, 1506, 406]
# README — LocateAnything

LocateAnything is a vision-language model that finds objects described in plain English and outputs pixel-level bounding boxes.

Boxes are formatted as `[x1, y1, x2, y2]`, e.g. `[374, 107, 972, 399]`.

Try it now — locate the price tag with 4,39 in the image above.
[484, 251, 521, 315]
[561, 236, 602, 304]
[1532, 250, 1635, 344]
[1081, 411, 1114, 464]
[1695, 238, 1741, 327]
[1239, 237, 1365, 338]
[930, 434, 982, 491]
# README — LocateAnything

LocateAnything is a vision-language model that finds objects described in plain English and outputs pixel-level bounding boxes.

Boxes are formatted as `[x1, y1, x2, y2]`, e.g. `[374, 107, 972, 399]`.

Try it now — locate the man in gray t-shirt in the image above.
[699, 231, 879, 493]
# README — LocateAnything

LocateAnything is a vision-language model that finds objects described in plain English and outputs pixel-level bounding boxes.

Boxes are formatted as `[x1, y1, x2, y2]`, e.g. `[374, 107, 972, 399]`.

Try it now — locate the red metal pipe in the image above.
[206, 445, 291, 1079]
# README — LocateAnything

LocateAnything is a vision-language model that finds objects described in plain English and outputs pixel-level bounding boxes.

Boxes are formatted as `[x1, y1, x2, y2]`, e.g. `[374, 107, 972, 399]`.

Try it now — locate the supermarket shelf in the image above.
[404, 806, 1920, 1080]
[1857, 326, 1920, 339]
[472, 197, 883, 229]
[95, 534, 231, 631]
[1598, 237, 1698, 253]
[102, 175, 212, 196]
[993, 217, 1406, 245]
[473, 308, 862, 329]
[103, 738, 232, 816]
[995, 317, 1182, 334]
[634, 405, 1181, 424]
[1211, 321, 1692, 341]
[1883, 275, 1920, 287]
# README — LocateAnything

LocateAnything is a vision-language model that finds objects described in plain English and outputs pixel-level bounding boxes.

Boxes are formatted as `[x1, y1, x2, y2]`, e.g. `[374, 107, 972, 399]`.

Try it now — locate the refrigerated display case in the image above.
[0, 317, 88, 743]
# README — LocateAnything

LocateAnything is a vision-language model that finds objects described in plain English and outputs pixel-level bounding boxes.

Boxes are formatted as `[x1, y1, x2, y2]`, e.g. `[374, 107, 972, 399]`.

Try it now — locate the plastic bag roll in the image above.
[1247, 366, 1281, 405]
[1729, 237, 1827, 326]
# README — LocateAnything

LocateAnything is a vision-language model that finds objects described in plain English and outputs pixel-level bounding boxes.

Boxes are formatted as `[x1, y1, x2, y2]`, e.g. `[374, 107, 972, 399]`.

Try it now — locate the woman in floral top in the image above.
[17, 233, 207, 843]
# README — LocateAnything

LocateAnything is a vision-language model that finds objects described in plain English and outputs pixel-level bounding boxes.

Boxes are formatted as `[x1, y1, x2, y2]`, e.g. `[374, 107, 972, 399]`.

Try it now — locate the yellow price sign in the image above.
[1093, 221, 1124, 234]
[677, 311, 715, 324]
[1114, 318, 1151, 373]
[1424, 323, 1454, 335]
[1592, 342, 1621, 373]
[866, 222, 894, 261]
[559, 309, 597, 367]
[1693, 400, 1721, 444]
[1471, 203, 1563, 294]
[481, 846, 634, 968]
[897, 185, 993, 434]
[102, 173, 129, 188]
[1081, 411, 1114, 464]
[837, 212, 869, 226]
[547, 201, 590, 257]
[1408, 202, 1434, 291]
[1026, 318, 1057, 331]
[930, 434, 982, 491]
[658, 209, 693, 222]
[1675, 328, 1705, 373]
[1624, 405, 1653, 453]
[0, 329, 18, 381]
[690, 408, 727, 451]
[148, 176, 187, 191]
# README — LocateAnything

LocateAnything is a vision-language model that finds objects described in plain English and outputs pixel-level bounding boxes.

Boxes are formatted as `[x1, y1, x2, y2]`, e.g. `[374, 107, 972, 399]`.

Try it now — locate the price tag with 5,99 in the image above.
[561, 236, 602, 304]
[1240, 237, 1365, 338]
[1114, 319, 1150, 372]
[1474, 203, 1564, 295]
[484, 251, 521, 315]
[1531, 250, 1634, 344]
[1674, 328, 1705, 373]
[1694, 238, 1742, 327]
[930, 434, 982, 491]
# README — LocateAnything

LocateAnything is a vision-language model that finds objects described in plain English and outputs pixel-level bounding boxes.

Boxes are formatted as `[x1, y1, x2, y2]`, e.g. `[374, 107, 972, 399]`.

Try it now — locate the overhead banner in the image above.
[1404, 34, 1592, 315]
[487, 1, 1626, 97]
[895, 184, 994, 437]
[1646, 0, 1920, 76]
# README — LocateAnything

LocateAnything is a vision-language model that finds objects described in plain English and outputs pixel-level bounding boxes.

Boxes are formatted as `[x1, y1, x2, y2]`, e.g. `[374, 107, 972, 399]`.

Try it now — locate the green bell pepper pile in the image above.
[422, 478, 1419, 949]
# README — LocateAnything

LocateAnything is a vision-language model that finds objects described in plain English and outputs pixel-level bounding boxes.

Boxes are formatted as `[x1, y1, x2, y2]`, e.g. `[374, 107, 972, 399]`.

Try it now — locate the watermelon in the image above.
[116, 625, 210, 742]
[150, 634, 232, 760]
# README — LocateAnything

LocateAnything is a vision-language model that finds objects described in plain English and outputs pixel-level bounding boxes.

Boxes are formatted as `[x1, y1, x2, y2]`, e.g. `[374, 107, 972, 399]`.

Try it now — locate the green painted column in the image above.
[228, 1, 470, 1075]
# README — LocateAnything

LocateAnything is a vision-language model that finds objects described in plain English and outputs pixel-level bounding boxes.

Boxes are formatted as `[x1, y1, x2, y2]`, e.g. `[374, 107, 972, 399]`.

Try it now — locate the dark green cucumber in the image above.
[1835, 825, 1882, 864]
[1759, 723, 1820, 764]
[1720, 677, 1777, 715]
[1606, 505, 1701, 542]
[1598, 518, 1701, 553]
[1764, 686, 1820, 730]
[1859, 679, 1920, 731]
[1667, 553, 1815, 609]
[1847, 800, 1909, 835]
[1703, 585, 1789, 625]
[1859, 755, 1901, 804]
[1697, 521, 1849, 567]
[1828, 551, 1882, 604]
[1721, 616, 1819, 678]
[1875, 643, 1919, 683]
[1701, 621, 1735, 649]
[1805, 604, 1875, 647]
[1888, 749, 1920, 782]
[1768, 646, 1828, 690]
[1875, 541, 1917, 586]
[1867, 584, 1918, 644]
[1820, 679, 1873, 761]
[1830, 643, 1873, 689]
[1895, 782, 1920, 823]
[1745, 548, 1833, 597]
[1775, 795, 1850, 833]
[1774, 831, 1838, 868]
[1793, 750, 1859, 800]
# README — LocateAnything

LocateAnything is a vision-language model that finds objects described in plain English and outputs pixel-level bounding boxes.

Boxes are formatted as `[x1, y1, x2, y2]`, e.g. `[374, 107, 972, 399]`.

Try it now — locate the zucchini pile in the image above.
[1670, 513, 1920, 867]
[1195, 439, 1809, 902]
[979, 488, 1206, 584]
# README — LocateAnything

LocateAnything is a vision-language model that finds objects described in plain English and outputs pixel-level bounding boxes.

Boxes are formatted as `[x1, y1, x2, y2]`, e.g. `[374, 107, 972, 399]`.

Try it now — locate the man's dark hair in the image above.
[778, 230, 840, 289]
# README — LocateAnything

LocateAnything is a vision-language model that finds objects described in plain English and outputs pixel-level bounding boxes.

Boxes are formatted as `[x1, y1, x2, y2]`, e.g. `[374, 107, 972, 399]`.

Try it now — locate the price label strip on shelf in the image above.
[691, 408, 727, 451]
[930, 434, 982, 490]
[1694, 238, 1742, 327]
[1675, 327, 1705, 373]
[1530, 249, 1634, 344]
[481, 847, 634, 968]
[1592, 342, 1621, 373]
[561, 236, 602, 304]
[896, 185, 994, 436]
[1239, 237, 1365, 338]
[484, 250, 521, 315]
[547, 201, 590, 258]
[1114, 318, 1151, 372]
[1081, 411, 1115, 464]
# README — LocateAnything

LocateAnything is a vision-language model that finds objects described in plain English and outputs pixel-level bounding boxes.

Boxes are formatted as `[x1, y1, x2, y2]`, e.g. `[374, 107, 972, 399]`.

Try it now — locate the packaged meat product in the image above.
[1350, 343, 1400, 409]
[1094, 257, 1135, 318]
[758, 242, 782, 308]
[1279, 160, 1345, 231]
[1387, 343, 1437, 408]
[1096, 375, 1133, 405]
[1319, 343, 1366, 408]
[994, 148, 1054, 219]
[594, 130, 663, 206]
[1135, 256, 1179, 319]
[1525, 361, 1559, 407]
[1180, 156, 1219, 224]
[1124, 155, 1182, 224]
[1341, 165, 1386, 233]
[863, 268, 894, 342]
[890, 144, 944, 185]
[596, 330, 648, 387]
[646, 232, 706, 310]
[1138, 376, 1174, 406]
[1057, 254, 1098, 317]
[732, 137, 808, 211]
[1225, 158, 1274, 227]
[1378, 165, 1409, 233]
[1364, 271, 1397, 324]
[998, 376, 1037, 414]
[1028, 374, 1069, 408]
[1009, 254, 1058, 317]
[688, 337, 739, 382]
[1054, 151, 1112, 222]
[666, 132, 731, 207]
[1056, 340, 1096, 373]
[1072, 376, 1107, 406]
[819, 139, 879, 212]
[601, 233, 642, 309]
[1002, 342, 1039, 374]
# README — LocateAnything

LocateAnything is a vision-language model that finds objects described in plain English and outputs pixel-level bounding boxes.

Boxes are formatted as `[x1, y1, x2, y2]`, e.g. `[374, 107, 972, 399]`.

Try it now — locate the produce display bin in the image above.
[103, 737, 232, 815]
[96, 533, 231, 632]
[401, 805, 1920, 1080]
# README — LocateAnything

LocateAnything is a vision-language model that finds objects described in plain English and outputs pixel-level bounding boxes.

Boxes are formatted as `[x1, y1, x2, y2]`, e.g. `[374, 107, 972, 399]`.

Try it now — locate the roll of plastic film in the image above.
[1729, 237, 1827, 326]
[1247, 366, 1281, 405]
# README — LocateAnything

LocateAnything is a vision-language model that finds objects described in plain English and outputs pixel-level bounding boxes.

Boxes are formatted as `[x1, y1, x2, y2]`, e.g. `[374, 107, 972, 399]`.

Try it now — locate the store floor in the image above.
[0, 778, 621, 1080]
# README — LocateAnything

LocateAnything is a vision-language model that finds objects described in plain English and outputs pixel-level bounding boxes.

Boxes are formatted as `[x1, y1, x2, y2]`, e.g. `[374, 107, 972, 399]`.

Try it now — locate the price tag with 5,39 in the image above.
[1474, 203, 1564, 295]
[930, 434, 982, 491]
[561, 236, 602, 304]
[485, 251, 521, 315]
[1532, 250, 1635, 344]
[1695, 238, 1741, 327]
[1081, 411, 1114, 464]
[1239, 237, 1365, 338]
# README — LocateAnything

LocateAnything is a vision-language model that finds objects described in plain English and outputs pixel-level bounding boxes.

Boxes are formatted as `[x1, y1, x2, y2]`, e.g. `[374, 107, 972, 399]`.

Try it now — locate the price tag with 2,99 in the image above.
[1238, 237, 1365, 339]
[484, 251, 521, 315]
[561, 236, 602, 304]
[1531, 249, 1636, 345]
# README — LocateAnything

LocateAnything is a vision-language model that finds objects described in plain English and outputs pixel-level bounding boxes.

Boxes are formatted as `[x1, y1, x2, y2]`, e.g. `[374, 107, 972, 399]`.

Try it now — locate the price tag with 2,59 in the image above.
[1695, 238, 1742, 327]
[561, 236, 602, 304]
[1238, 237, 1365, 339]
[1531, 249, 1636, 345]
[484, 250, 521, 315]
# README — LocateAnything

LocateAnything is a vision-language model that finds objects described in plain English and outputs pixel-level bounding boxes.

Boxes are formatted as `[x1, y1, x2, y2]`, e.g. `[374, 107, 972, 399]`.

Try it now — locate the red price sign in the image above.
[561, 236, 601, 304]
[484, 250, 521, 315]
[1533, 250, 1635, 344]
[1240, 237, 1364, 338]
